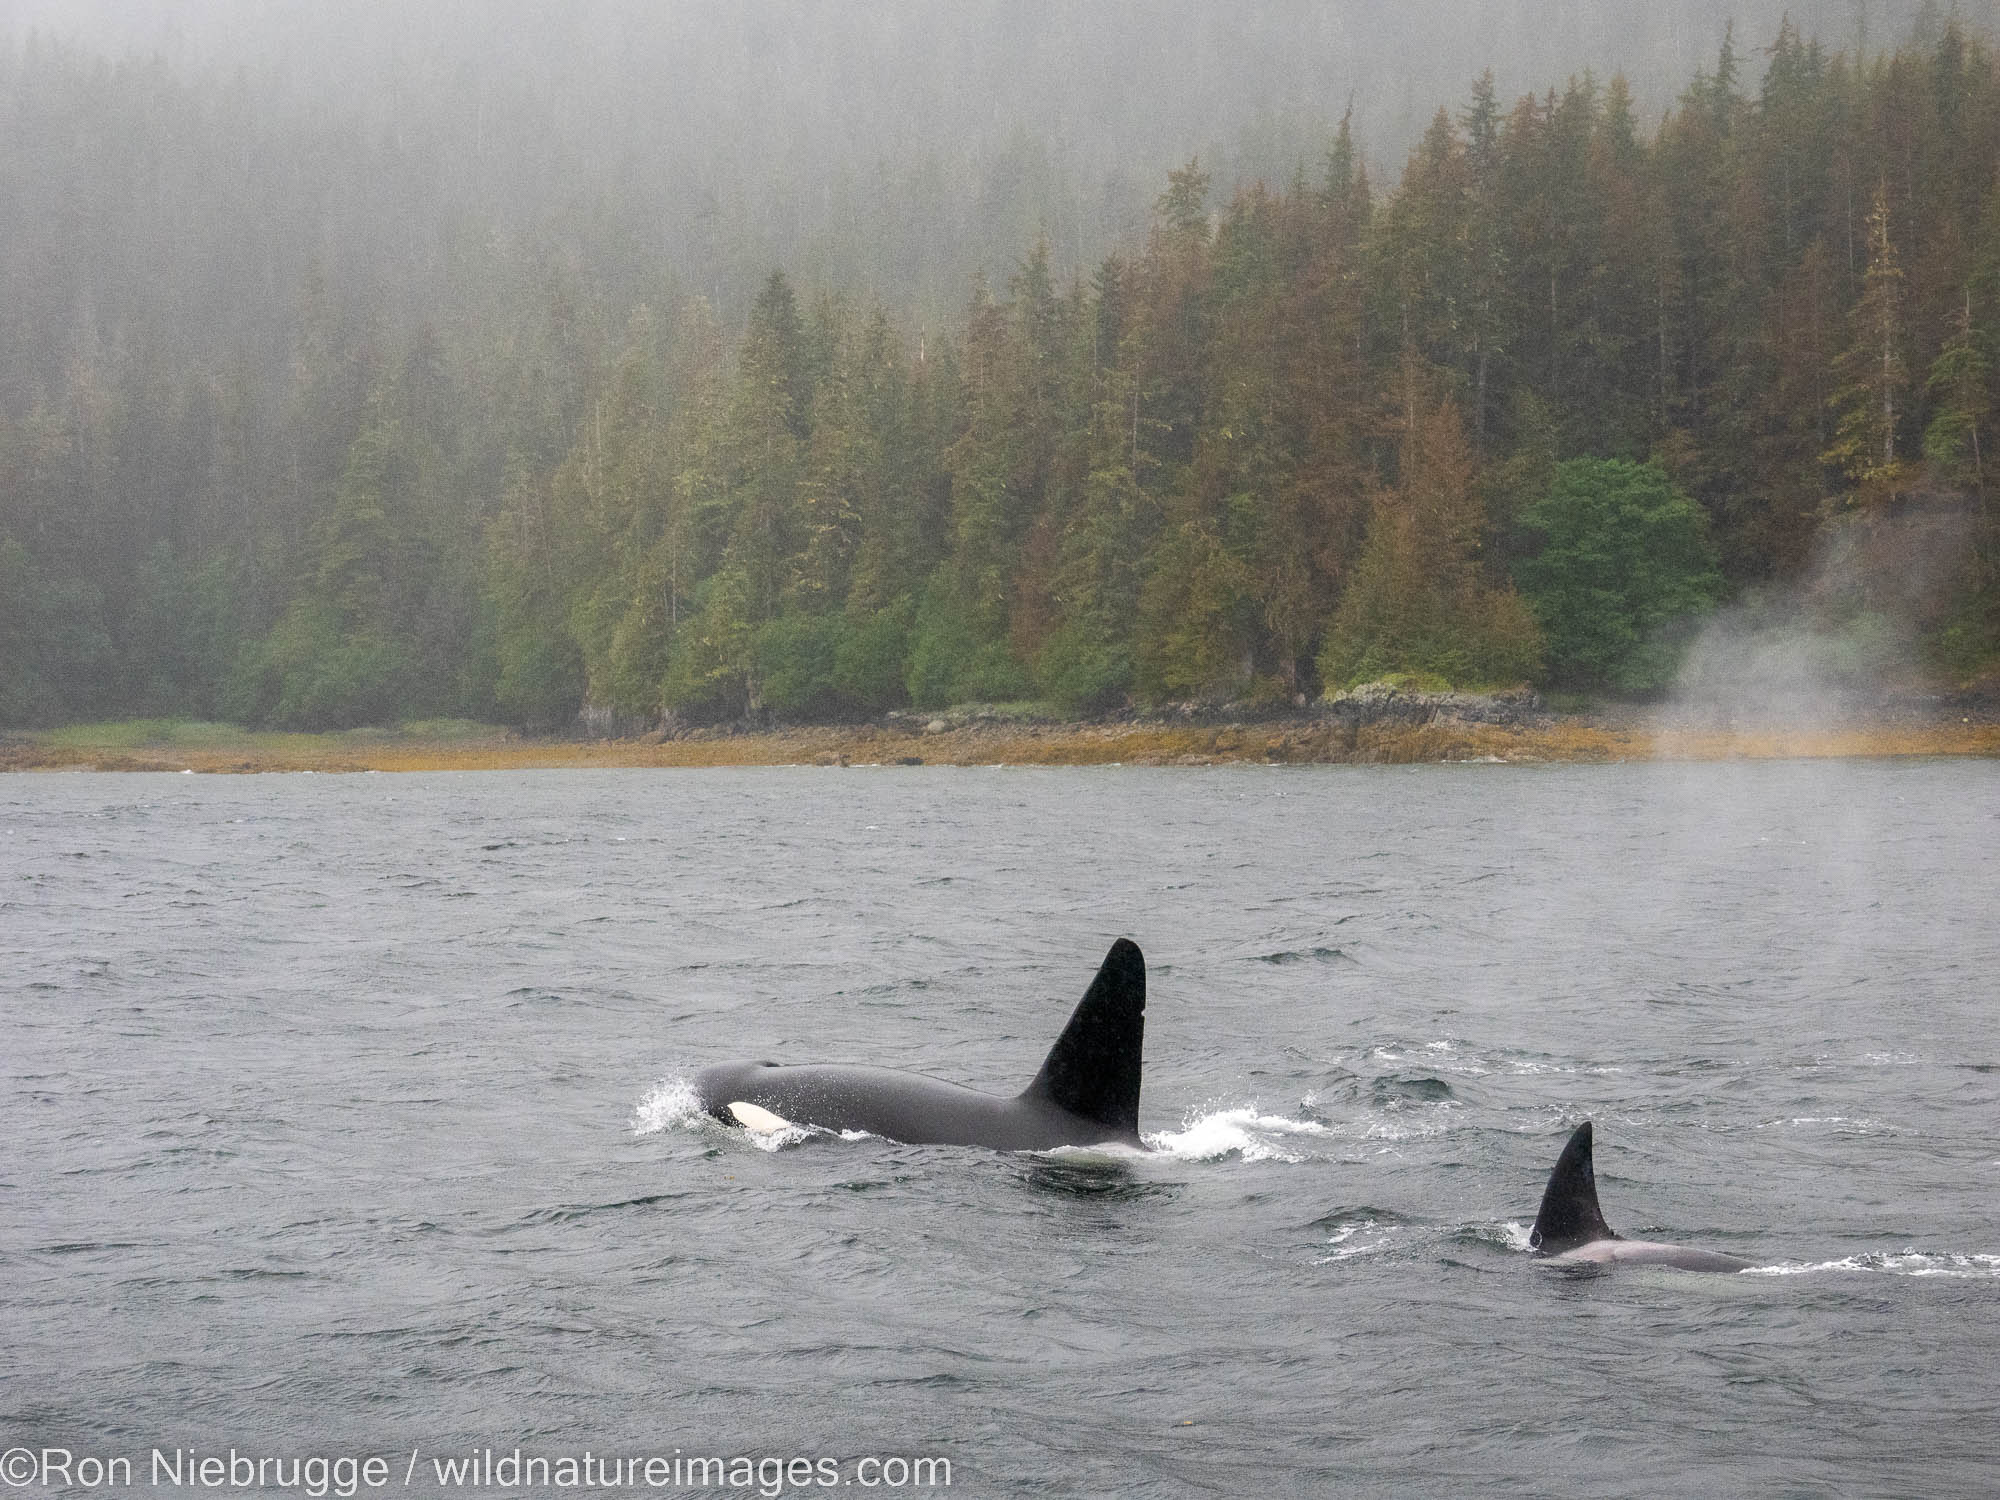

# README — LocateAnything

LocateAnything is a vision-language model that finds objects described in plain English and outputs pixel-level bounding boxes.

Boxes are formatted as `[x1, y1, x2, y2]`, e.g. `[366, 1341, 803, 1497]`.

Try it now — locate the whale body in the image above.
[693, 938, 1147, 1151]
[1529, 1120, 1752, 1273]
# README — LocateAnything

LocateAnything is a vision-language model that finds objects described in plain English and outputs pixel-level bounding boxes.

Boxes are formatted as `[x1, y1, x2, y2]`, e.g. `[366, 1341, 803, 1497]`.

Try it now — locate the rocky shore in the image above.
[5, 683, 1998, 773]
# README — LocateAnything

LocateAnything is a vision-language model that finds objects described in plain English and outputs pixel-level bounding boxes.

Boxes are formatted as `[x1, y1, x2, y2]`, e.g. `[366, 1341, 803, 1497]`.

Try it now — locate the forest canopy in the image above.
[1, 11, 1996, 729]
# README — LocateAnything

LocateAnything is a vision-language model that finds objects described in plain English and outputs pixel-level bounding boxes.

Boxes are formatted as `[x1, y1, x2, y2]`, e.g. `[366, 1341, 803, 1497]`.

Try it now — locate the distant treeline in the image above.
[1, 21, 1997, 727]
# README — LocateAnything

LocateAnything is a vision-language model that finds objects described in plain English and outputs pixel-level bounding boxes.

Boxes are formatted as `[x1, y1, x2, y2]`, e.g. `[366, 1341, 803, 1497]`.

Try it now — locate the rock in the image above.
[1324, 681, 1544, 730]
[926, 718, 948, 734]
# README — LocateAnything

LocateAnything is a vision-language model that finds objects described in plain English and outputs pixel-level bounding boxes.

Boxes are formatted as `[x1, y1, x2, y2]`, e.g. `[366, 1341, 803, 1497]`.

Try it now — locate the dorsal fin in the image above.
[1018, 938, 1145, 1141]
[1529, 1120, 1618, 1254]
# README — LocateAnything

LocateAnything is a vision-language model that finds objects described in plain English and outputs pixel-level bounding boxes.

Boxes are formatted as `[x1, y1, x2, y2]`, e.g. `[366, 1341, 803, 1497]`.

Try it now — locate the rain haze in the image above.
[0, 0, 1955, 324]
[3, 4, 2000, 1497]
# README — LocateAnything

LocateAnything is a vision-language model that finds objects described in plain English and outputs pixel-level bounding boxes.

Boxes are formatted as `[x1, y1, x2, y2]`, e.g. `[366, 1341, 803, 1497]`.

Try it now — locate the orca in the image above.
[693, 938, 1147, 1151]
[1528, 1120, 1752, 1272]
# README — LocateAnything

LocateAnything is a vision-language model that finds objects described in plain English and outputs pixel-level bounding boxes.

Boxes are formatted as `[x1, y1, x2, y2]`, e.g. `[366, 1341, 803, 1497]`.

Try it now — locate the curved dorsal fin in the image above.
[1018, 938, 1145, 1142]
[1530, 1120, 1618, 1253]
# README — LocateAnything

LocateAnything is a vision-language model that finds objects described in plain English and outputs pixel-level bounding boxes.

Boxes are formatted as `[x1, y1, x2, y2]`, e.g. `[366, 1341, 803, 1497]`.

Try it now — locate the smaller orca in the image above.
[693, 938, 1147, 1151]
[1529, 1120, 1752, 1272]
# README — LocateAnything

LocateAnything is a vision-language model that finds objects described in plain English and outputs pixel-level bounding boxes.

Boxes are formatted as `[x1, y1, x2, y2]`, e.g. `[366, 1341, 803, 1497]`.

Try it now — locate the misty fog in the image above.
[0, 0, 1951, 323]
[1, 0, 1992, 736]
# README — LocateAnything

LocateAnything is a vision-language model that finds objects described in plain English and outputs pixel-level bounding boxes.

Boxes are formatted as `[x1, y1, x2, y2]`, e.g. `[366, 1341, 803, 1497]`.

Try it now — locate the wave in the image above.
[1746, 1251, 2000, 1278]
[1362, 1039, 1624, 1078]
[1251, 946, 1357, 966]
[636, 1081, 1453, 1161]
[1752, 1115, 1900, 1135]
[1311, 1207, 1410, 1263]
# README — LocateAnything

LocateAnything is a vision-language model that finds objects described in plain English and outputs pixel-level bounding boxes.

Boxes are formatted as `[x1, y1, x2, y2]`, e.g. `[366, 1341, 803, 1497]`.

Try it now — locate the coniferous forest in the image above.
[2, 12, 1998, 730]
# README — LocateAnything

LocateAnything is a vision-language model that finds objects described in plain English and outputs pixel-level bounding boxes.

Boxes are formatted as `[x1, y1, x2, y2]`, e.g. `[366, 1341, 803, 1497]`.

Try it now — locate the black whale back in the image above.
[1018, 937, 1145, 1142]
[1530, 1120, 1618, 1254]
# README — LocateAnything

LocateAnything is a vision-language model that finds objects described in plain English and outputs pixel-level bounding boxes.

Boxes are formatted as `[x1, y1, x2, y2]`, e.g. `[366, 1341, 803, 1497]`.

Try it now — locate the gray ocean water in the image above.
[3, 762, 1997, 1498]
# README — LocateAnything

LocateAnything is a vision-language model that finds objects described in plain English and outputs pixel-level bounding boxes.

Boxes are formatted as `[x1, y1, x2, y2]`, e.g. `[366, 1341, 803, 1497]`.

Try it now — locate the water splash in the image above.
[1145, 1106, 1336, 1163]
[630, 1077, 703, 1136]
[631, 1076, 828, 1151]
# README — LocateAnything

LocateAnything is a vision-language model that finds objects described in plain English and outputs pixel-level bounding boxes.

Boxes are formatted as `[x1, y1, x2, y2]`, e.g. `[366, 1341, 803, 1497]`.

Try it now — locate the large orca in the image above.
[1529, 1120, 1752, 1272]
[693, 938, 1147, 1150]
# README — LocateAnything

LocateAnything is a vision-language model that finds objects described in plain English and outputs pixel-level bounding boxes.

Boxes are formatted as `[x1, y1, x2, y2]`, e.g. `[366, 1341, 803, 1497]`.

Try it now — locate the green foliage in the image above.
[832, 602, 914, 712]
[227, 598, 420, 730]
[904, 573, 1029, 709]
[1317, 400, 1544, 691]
[1926, 591, 2000, 683]
[126, 546, 245, 717]
[1317, 526, 1544, 689]
[7, 27, 2000, 728]
[1135, 521, 1255, 701]
[1035, 621, 1132, 713]
[662, 565, 758, 718]
[1822, 185, 1919, 505]
[753, 613, 842, 717]
[1923, 293, 1991, 488]
[0, 536, 113, 725]
[1514, 458, 1723, 693]
[493, 623, 586, 729]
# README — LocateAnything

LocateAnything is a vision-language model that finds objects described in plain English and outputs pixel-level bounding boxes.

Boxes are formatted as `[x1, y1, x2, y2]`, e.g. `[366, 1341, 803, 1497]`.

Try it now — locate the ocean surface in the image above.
[3, 761, 1997, 1498]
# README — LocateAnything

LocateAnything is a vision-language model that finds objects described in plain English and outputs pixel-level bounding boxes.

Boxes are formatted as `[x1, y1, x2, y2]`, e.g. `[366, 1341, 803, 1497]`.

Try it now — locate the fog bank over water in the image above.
[0, 0, 1946, 315]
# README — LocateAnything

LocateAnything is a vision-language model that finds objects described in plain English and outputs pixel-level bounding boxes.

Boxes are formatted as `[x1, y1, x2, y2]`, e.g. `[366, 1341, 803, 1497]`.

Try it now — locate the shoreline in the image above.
[5, 710, 1998, 773]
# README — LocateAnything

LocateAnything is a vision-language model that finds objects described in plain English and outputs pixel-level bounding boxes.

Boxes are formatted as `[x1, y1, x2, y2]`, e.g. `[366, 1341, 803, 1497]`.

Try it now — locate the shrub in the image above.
[1514, 458, 1723, 695]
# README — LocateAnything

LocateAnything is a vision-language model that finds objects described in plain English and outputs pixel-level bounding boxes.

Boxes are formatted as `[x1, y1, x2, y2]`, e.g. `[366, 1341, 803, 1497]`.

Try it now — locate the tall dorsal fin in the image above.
[1019, 938, 1145, 1142]
[1529, 1120, 1618, 1254]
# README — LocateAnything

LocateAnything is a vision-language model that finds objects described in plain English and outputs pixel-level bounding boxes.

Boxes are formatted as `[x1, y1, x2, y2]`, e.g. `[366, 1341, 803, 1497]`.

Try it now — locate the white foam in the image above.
[1316, 1216, 1399, 1263]
[1745, 1251, 2000, 1278]
[740, 1119, 821, 1151]
[630, 1077, 704, 1135]
[1755, 1115, 1897, 1134]
[726, 1100, 826, 1151]
[631, 1076, 832, 1151]
[1144, 1106, 1335, 1163]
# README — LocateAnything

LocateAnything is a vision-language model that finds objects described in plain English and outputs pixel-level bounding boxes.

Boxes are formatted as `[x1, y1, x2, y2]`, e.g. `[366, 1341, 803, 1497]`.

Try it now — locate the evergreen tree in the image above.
[1923, 284, 1990, 492]
[1825, 183, 1911, 500]
[1317, 397, 1542, 688]
[1515, 458, 1723, 692]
